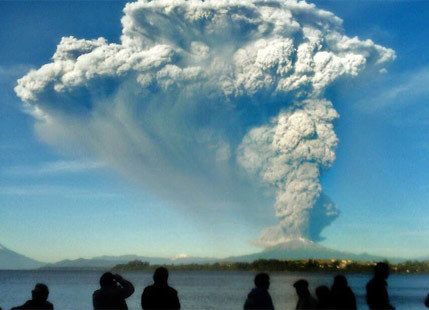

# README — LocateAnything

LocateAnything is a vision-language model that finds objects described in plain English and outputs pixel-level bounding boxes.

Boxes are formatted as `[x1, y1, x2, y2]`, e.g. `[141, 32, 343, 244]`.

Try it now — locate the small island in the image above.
[112, 259, 429, 274]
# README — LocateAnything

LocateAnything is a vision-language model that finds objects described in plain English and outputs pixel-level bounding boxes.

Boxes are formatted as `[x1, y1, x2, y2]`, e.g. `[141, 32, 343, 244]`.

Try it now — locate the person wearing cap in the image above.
[293, 279, 317, 309]
[93, 272, 135, 310]
[11, 283, 53, 309]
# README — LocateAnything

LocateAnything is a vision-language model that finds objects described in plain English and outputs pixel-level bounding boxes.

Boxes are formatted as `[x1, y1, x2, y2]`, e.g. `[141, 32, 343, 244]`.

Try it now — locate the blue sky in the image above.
[1, 0, 429, 263]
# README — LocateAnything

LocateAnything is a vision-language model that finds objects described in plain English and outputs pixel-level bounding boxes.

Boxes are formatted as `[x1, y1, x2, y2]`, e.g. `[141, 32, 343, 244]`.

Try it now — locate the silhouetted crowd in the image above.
[7, 262, 429, 309]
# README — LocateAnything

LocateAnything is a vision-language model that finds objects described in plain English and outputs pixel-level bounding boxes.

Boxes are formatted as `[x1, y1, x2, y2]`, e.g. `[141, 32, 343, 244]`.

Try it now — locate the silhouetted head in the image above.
[333, 275, 348, 289]
[99, 272, 115, 288]
[294, 279, 310, 297]
[254, 273, 270, 290]
[31, 283, 49, 302]
[374, 262, 390, 280]
[153, 267, 169, 285]
[315, 285, 330, 302]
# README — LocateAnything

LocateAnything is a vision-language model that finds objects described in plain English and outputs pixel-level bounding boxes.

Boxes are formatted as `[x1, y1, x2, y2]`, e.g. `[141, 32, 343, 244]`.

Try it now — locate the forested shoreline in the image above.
[111, 259, 429, 274]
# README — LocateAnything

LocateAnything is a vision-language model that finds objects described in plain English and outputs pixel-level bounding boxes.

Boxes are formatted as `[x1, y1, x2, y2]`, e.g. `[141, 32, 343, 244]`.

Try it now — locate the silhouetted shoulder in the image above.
[244, 287, 274, 310]
[143, 284, 178, 295]
[141, 284, 180, 310]
[11, 300, 54, 310]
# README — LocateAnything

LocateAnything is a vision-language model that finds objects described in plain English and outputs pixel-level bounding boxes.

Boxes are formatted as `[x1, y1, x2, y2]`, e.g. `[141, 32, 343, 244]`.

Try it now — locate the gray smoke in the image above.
[15, 0, 394, 246]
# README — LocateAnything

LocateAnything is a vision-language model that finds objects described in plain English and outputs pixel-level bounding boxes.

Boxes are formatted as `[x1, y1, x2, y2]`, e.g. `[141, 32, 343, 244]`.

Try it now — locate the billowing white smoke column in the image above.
[15, 0, 394, 246]
[237, 99, 339, 244]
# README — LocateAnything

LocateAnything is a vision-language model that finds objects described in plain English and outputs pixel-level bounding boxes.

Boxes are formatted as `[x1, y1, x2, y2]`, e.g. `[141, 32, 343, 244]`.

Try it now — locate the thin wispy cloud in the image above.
[3, 160, 105, 177]
[358, 66, 429, 113]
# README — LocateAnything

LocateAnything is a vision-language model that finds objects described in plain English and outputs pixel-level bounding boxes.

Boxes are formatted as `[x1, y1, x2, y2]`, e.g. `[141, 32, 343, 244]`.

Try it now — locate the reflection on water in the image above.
[0, 270, 428, 309]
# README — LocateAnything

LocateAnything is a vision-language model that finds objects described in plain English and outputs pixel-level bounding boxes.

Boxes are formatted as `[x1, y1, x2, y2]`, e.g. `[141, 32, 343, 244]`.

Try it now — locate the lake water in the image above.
[0, 270, 428, 309]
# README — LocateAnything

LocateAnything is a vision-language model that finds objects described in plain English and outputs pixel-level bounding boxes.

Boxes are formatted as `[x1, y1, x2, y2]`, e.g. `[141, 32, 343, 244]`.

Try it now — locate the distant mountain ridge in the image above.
[0, 240, 408, 270]
[43, 255, 171, 269]
[0, 243, 45, 270]
[41, 254, 217, 270]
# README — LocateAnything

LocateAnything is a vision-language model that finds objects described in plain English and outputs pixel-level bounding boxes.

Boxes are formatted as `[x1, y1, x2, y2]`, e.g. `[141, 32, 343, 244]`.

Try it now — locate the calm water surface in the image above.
[1, 270, 428, 309]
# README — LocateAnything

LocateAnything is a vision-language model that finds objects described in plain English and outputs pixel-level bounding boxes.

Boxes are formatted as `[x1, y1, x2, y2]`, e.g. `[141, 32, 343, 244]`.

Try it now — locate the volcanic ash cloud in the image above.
[15, 0, 395, 247]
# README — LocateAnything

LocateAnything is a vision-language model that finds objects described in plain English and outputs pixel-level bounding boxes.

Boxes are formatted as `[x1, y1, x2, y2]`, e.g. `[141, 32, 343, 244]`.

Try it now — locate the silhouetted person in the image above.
[141, 267, 180, 310]
[425, 293, 429, 307]
[93, 272, 135, 310]
[11, 283, 53, 309]
[294, 279, 317, 309]
[330, 275, 356, 309]
[366, 262, 394, 310]
[315, 285, 332, 309]
[244, 273, 275, 310]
